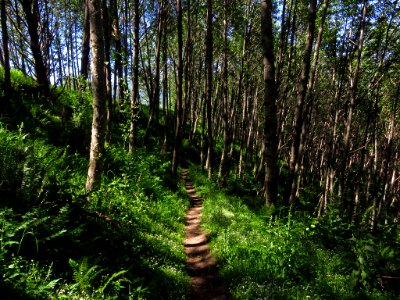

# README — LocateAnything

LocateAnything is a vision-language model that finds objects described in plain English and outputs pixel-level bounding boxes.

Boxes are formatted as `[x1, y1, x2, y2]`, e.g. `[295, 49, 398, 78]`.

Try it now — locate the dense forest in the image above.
[0, 0, 399, 298]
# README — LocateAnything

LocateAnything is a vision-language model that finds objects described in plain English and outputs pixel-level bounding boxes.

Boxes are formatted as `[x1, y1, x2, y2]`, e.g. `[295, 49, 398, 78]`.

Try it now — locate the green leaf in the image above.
[97, 270, 128, 293]
[361, 270, 368, 280]
[42, 279, 60, 290]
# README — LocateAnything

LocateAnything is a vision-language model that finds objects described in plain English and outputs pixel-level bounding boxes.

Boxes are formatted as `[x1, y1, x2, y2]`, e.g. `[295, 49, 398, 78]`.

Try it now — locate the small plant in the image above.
[66, 257, 128, 299]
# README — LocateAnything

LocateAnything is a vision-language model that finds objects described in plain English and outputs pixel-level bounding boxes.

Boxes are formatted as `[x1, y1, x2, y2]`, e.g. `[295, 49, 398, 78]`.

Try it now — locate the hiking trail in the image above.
[182, 169, 228, 300]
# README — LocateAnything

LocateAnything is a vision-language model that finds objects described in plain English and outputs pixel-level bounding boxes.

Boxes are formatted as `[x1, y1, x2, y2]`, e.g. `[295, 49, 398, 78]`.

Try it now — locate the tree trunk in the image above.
[143, 0, 165, 146]
[261, 0, 279, 207]
[85, 0, 107, 192]
[286, 0, 317, 204]
[183, 0, 192, 130]
[171, 0, 183, 175]
[102, 0, 113, 143]
[129, 0, 139, 153]
[339, 0, 367, 207]
[20, 0, 51, 97]
[295, 0, 329, 199]
[218, 0, 231, 182]
[161, 27, 169, 154]
[81, 1, 90, 78]
[1, 0, 11, 115]
[113, 0, 125, 109]
[205, 0, 213, 179]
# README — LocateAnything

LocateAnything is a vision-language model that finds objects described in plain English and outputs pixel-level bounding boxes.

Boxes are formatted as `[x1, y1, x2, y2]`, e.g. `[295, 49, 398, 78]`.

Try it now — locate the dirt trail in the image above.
[182, 169, 228, 300]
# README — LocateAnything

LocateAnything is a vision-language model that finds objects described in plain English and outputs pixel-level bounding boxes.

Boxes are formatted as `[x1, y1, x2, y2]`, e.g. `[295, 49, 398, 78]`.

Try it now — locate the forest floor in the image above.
[182, 169, 228, 299]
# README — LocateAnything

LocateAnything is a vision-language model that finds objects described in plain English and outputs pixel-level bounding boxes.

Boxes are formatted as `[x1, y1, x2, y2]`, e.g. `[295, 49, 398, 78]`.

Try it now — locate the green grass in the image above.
[1, 68, 399, 299]
[0, 68, 191, 299]
[0, 124, 191, 299]
[188, 165, 399, 299]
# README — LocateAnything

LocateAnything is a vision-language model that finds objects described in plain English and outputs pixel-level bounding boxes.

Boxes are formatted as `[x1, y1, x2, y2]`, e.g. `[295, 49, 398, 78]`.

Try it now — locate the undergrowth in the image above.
[0, 69, 191, 299]
[189, 165, 399, 299]
[0, 124, 190, 299]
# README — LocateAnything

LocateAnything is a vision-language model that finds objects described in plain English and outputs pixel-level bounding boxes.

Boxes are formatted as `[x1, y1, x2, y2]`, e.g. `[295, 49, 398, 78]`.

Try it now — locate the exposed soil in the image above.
[182, 169, 228, 300]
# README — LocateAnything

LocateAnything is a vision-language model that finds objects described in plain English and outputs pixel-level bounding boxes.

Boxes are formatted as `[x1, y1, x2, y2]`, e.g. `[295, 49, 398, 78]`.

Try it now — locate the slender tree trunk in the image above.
[218, 0, 230, 182]
[261, 0, 278, 207]
[161, 29, 169, 154]
[81, 1, 90, 79]
[143, 0, 165, 145]
[20, 0, 50, 97]
[102, 0, 113, 143]
[183, 0, 192, 129]
[205, 0, 213, 179]
[85, 0, 107, 192]
[295, 0, 329, 198]
[286, 0, 317, 204]
[339, 0, 368, 207]
[129, 0, 139, 153]
[171, 0, 183, 175]
[113, 0, 125, 109]
[1, 0, 11, 114]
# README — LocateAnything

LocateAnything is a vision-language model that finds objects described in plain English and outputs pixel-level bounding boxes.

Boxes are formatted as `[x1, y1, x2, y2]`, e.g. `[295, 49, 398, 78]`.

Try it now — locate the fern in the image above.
[69, 257, 101, 297]
[68, 257, 128, 299]
[97, 269, 128, 294]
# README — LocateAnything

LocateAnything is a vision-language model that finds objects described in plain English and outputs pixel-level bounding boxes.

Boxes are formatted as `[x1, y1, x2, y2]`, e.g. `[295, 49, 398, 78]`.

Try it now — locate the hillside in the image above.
[0, 69, 399, 299]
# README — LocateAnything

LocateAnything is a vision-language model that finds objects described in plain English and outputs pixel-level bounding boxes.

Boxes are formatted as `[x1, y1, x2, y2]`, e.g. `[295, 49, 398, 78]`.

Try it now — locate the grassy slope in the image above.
[1, 69, 399, 299]
[0, 70, 191, 299]
[188, 165, 399, 299]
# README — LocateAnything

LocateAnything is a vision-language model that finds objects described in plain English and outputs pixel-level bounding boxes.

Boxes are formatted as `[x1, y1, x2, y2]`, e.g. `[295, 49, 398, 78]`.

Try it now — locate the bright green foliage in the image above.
[189, 166, 399, 299]
[0, 125, 190, 298]
[0, 71, 190, 298]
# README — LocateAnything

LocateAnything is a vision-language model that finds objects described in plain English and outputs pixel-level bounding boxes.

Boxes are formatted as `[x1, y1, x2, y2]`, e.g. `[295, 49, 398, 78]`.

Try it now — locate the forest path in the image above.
[182, 169, 228, 300]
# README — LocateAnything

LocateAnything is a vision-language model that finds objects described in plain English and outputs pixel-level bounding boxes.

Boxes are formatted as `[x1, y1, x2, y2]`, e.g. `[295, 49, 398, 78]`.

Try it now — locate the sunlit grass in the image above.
[0, 124, 191, 299]
[189, 165, 397, 299]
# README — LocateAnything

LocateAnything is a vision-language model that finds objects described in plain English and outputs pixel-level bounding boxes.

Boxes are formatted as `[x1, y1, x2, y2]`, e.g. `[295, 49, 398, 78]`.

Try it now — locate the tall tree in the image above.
[261, 0, 278, 206]
[338, 0, 368, 205]
[205, 0, 213, 179]
[20, 0, 51, 97]
[85, 0, 107, 192]
[171, 0, 183, 175]
[1, 0, 11, 114]
[218, 0, 230, 182]
[143, 0, 166, 145]
[285, 0, 317, 204]
[81, 0, 90, 79]
[129, 0, 140, 153]
[112, 0, 125, 109]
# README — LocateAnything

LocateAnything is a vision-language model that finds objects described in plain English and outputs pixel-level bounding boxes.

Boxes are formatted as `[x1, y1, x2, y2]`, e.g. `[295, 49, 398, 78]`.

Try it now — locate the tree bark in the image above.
[1, 0, 11, 114]
[205, 0, 213, 179]
[81, 0, 90, 79]
[129, 0, 139, 153]
[102, 0, 113, 143]
[261, 0, 279, 207]
[218, 0, 231, 182]
[113, 0, 125, 109]
[85, 0, 107, 192]
[295, 0, 329, 198]
[20, 0, 51, 97]
[339, 0, 368, 206]
[143, 0, 165, 146]
[285, 0, 317, 204]
[171, 0, 183, 175]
